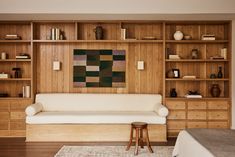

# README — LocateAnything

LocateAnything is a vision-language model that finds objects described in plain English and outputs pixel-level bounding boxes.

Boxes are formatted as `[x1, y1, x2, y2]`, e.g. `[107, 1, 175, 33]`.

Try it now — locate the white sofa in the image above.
[25, 93, 169, 142]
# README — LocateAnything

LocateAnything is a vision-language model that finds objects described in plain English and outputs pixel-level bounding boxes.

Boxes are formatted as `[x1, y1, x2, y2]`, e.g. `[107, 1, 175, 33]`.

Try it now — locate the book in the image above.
[120, 29, 126, 40]
[169, 55, 180, 59]
[16, 56, 30, 59]
[185, 94, 202, 98]
[182, 76, 196, 79]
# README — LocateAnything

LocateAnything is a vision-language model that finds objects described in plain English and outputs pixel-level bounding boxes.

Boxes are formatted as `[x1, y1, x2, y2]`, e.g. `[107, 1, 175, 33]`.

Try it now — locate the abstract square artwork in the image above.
[73, 49, 126, 87]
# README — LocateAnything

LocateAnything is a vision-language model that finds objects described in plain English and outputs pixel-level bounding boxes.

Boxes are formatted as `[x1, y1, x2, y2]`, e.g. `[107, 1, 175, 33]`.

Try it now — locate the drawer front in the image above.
[0, 101, 9, 111]
[167, 121, 186, 130]
[0, 121, 9, 130]
[208, 111, 228, 120]
[187, 122, 207, 128]
[208, 122, 228, 128]
[10, 112, 26, 120]
[188, 111, 207, 120]
[166, 101, 186, 110]
[10, 120, 26, 130]
[188, 101, 206, 110]
[168, 111, 186, 119]
[208, 101, 228, 110]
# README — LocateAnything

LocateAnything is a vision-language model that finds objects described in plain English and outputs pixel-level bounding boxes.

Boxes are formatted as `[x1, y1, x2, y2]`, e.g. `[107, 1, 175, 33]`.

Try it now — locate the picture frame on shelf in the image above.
[172, 69, 180, 78]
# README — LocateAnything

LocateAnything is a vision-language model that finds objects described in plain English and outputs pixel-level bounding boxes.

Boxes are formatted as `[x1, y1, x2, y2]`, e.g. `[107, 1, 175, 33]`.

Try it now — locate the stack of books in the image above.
[51, 28, 64, 40]
[182, 76, 196, 79]
[185, 94, 202, 98]
[201, 34, 215, 40]
[16, 53, 30, 59]
[5, 34, 21, 40]
[169, 55, 180, 59]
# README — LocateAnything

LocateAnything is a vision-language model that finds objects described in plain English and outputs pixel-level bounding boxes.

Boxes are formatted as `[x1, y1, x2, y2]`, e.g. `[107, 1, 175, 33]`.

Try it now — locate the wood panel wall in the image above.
[36, 43, 163, 94]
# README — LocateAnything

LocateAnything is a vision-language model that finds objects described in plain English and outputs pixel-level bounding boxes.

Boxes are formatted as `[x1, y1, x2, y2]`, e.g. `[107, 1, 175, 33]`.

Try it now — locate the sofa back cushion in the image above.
[36, 93, 162, 112]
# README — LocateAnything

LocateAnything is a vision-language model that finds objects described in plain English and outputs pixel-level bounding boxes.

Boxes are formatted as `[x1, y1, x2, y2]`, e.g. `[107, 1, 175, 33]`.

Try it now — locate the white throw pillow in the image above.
[25, 103, 43, 116]
[155, 104, 169, 117]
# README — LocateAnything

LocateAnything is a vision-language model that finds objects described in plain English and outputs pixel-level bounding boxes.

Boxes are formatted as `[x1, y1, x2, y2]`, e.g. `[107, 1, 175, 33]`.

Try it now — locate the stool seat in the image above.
[126, 122, 154, 155]
[131, 122, 148, 128]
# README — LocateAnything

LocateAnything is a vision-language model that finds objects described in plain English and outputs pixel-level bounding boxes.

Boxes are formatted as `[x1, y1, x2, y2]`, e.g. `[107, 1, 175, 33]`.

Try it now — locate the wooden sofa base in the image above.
[26, 124, 167, 142]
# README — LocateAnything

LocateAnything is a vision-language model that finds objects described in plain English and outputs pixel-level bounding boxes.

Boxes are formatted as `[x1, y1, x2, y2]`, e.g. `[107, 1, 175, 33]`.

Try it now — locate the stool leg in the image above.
[134, 128, 139, 156]
[140, 129, 144, 148]
[126, 126, 134, 151]
[145, 128, 153, 153]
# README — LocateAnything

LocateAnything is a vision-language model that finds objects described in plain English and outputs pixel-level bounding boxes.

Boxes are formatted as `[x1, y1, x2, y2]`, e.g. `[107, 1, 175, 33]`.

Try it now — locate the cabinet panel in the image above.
[208, 122, 228, 128]
[167, 121, 186, 130]
[208, 101, 228, 110]
[0, 101, 9, 111]
[10, 120, 25, 130]
[188, 111, 207, 120]
[0, 112, 10, 120]
[0, 121, 9, 130]
[187, 122, 207, 128]
[188, 101, 206, 110]
[168, 111, 186, 119]
[166, 101, 186, 109]
[208, 111, 228, 120]
[10, 112, 26, 120]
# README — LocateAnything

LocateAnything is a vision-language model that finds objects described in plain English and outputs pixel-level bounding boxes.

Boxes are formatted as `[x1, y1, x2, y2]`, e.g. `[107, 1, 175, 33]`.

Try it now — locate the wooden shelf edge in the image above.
[0, 59, 31, 62]
[0, 97, 32, 100]
[0, 78, 31, 81]
[165, 59, 229, 62]
[33, 39, 164, 43]
[165, 97, 230, 100]
[0, 40, 31, 43]
[166, 40, 229, 43]
[165, 78, 229, 81]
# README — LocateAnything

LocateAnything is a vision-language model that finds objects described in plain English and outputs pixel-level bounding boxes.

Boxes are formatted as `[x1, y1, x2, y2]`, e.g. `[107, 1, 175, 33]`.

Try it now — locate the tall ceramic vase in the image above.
[210, 84, 221, 97]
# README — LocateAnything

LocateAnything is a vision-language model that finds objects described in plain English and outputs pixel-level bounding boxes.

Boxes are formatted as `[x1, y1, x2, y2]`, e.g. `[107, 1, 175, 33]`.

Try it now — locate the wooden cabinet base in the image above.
[26, 124, 167, 142]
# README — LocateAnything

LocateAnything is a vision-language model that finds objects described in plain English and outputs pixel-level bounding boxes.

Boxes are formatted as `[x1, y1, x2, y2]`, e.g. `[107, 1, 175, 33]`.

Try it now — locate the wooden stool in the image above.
[126, 122, 153, 155]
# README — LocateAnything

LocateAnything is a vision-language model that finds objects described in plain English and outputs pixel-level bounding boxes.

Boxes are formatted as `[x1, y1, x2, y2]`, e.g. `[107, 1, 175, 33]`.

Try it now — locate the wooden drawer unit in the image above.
[166, 101, 186, 110]
[188, 111, 207, 120]
[188, 101, 206, 110]
[10, 112, 26, 120]
[187, 122, 207, 128]
[208, 111, 228, 120]
[208, 122, 228, 128]
[0, 101, 9, 111]
[208, 101, 228, 110]
[167, 111, 186, 120]
[0, 121, 9, 130]
[167, 121, 186, 130]
[10, 120, 26, 130]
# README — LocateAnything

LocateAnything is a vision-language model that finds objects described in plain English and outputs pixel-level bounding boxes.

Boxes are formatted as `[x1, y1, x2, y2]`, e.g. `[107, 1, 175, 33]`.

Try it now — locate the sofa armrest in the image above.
[25, 103, 43, 116]
[154, 103, 169, 117]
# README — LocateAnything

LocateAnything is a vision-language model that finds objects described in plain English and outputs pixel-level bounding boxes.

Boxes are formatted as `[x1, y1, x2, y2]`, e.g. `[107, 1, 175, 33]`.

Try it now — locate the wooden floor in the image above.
[0, 138, 176, 157]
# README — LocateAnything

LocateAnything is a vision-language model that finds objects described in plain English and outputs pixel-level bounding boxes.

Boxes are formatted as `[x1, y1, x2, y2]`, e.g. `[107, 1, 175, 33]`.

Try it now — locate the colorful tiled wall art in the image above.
[73, 49, 126, 87]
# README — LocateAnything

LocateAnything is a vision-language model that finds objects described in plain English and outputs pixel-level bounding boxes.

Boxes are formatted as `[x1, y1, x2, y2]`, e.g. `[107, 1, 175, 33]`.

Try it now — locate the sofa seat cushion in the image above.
[26, 111, 166, 124]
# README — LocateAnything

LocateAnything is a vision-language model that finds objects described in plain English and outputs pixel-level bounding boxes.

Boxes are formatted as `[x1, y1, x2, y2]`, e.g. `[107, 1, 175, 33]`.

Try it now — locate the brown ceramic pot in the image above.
[210, 84, 221, 97]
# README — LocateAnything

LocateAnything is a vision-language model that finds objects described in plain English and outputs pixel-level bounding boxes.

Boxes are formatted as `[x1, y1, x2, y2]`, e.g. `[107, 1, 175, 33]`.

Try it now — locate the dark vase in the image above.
[170, 88, 177, 97]
[167, 69, 174, 78]
[217, 66, 223, 78]
[94, 26, 104, 40]
[210, 84, 221, 97]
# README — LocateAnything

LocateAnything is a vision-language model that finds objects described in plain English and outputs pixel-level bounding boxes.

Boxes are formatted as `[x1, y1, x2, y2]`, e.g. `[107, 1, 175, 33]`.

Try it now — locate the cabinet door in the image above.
[187, 122, 207, 128]
[168, 111, 186, 120]
[188, 111, 207, 120]
[166, 101, 186, 110]
[188, 101, 206, 110]
[208, 101, 228, 110]
[208, 111, 228, 120]
[167, 121, 186, 130]
[208, 122, 228, 128]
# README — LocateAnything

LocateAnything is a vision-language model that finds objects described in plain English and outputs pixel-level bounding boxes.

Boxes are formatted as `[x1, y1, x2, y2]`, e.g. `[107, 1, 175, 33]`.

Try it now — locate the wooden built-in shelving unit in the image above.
[0, 20, 231, 137]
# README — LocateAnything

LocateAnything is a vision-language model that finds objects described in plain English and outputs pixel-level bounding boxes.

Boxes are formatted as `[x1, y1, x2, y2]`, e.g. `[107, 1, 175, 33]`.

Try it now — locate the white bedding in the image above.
[172, 130, 214, 157]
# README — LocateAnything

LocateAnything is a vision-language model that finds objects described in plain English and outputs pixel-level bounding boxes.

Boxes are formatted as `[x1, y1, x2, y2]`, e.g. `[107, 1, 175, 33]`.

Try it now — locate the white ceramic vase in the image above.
[174, 31, 184, 40]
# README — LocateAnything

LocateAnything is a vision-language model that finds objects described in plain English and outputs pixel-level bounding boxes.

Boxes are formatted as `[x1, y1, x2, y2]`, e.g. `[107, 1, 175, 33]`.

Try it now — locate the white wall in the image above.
[0, 0, 235, 14]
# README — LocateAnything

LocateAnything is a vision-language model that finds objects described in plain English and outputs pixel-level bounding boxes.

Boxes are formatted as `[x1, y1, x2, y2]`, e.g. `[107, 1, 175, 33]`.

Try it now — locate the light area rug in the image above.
[54, 146, 174, 157]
